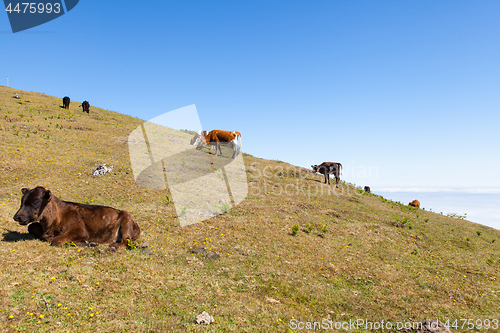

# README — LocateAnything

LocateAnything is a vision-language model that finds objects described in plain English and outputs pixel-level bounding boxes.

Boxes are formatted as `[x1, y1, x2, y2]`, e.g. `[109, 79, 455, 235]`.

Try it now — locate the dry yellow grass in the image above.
[0, 86, 499, 332]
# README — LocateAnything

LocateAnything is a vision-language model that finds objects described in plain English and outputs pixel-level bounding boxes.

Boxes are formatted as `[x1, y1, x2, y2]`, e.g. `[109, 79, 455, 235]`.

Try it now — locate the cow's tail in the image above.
[339, 163, 343, 175]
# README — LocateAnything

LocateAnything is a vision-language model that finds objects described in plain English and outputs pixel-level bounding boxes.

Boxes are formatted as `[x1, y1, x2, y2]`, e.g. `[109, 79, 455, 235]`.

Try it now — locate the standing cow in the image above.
[311, 162, 343, 187]
[80, 101, 90, 113]
[190, 130, 241, 159]
[62, 96, 70, 109]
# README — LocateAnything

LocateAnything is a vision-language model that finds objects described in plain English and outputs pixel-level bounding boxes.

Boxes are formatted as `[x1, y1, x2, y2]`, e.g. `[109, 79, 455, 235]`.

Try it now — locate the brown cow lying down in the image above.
[409, 199, 420, 208]
[13, 187, 140, 250]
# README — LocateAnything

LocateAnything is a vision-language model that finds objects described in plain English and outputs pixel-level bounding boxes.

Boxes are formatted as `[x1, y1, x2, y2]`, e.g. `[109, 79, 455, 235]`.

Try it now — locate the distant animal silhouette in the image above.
[62, 96, 70, 109]
[80, 100, 90, 113]
[409, 199, 420, 208]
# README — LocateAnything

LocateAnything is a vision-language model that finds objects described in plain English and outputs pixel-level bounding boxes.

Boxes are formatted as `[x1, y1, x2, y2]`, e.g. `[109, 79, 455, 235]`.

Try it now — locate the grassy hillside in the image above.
[0, 86, 499, 332]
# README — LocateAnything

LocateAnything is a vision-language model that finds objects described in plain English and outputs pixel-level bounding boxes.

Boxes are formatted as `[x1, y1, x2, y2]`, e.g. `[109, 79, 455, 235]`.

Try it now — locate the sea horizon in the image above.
[374, 190, 500, 232]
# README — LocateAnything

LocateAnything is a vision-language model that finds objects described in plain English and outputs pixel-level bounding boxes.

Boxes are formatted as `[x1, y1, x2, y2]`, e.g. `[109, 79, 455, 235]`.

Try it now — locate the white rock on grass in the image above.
[195, 311, 214, 324]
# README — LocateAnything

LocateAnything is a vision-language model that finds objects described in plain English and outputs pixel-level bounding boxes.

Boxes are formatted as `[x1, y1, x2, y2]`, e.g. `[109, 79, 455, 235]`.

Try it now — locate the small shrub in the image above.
[321, 225, 327, 233]
[476, 230, 482, 236]
[466, 237, 470, 242]
[486, 259, 494, 266]
[411, 249, 418, 255]
[60, 257, 74, 273]
[291, 224, 299, 236]
[306, 223, 313, 233]
[219, 202, 231, 214]
[424, 218, 429, 223]
[127, 239, 137, 250]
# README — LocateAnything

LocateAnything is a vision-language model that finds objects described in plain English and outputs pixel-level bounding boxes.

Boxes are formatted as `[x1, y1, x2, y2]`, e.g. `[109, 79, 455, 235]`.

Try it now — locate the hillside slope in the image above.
[0, 86, 499, 332]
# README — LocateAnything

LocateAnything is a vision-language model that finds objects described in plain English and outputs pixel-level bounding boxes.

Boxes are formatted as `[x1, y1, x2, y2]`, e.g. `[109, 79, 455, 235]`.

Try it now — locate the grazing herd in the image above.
[10, 95, 422, 249]
[61, 96, 91, 113]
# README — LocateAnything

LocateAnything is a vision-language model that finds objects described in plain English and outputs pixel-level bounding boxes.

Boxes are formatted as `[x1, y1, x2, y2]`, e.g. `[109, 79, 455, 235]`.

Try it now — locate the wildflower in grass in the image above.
[57, 304, 61, 307]
[51, 277, 55, 280]
[39, 314, 44, 319]
[90, 313, 94, 317]
[9, 315, 14, 319]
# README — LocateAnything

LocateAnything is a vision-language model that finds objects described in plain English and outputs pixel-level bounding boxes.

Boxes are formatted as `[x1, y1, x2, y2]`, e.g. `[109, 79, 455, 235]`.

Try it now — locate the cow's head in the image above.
[190, 131, 208, 149]
[311, 165, 318, 173]
[13, 187, 52, 225]
[190, 132, 201, 145]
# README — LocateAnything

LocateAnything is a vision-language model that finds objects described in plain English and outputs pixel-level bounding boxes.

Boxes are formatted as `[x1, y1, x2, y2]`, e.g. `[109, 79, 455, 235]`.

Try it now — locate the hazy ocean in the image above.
[375, 191, 500, 231]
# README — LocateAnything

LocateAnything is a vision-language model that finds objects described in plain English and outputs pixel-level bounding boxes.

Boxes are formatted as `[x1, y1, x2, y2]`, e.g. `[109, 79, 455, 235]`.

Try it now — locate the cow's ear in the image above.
[44, 190, 52, 202]
[21, 188, 29, 195]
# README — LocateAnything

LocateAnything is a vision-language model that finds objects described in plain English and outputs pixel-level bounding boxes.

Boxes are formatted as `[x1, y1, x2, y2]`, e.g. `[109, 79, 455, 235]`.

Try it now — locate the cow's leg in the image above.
[216, 141, 221, 156]
[231, 140, 237, 159]
[109, 211, 141, 250]
[50, 228, 89, 247]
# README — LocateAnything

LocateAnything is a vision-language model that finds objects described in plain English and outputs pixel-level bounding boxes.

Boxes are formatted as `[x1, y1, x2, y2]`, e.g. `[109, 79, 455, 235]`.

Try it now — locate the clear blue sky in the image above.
[2, 0, 500, 191]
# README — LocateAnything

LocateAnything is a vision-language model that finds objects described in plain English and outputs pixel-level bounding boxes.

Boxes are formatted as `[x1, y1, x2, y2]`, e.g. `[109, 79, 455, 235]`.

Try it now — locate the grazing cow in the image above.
[13, 187, 140, 250]
[409, 199, 420, 208]
[364, 186, 371, 193]
[311, 162, 343, 187]
[80, 100, 90, 113]
[13, 93, 20, 99]
[62, 96, 70, 109]
[191, 130, 241, 159]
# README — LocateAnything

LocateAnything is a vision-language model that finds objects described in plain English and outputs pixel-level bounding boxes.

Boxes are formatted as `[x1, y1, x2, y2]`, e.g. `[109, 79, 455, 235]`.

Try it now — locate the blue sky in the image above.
[1, 0, 500, 191]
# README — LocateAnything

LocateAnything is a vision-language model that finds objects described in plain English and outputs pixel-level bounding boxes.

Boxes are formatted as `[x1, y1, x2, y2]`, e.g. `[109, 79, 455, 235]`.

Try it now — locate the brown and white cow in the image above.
[311, 162, 343, 187]
[190, 130, 241, 159]
[13, 187, 140, 250]
[190, 130, 209, 148]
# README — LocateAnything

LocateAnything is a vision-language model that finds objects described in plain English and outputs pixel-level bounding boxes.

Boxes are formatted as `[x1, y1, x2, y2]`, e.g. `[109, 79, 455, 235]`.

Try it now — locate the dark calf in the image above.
[13, 187, 140, 250]
[364, 186, 370, 193]
[62, 96, 70, 109]
[80, 100, 90, 113]
[311, 162, 343, 187]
